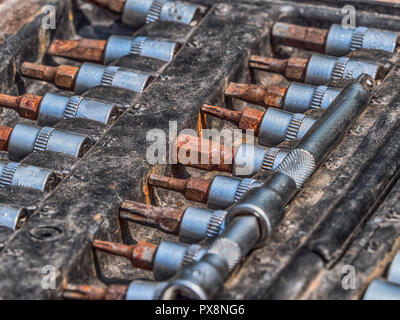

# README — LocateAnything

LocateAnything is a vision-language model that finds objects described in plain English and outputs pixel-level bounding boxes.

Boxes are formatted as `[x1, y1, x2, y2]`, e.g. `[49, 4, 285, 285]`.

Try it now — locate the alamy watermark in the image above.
[341, 5, 356, 29]
[42, 5, 57, 30]
[42, 265, 56, 290]
[342, 265, 357, 290]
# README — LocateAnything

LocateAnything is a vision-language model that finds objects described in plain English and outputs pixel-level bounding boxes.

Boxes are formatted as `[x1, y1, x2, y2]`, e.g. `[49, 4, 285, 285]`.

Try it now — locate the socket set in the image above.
[0, 0, 400, 300]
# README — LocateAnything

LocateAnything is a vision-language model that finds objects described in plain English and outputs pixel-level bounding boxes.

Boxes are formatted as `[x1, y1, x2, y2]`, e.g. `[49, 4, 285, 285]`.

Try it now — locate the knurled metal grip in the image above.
[305, 54, 381, 85]
[7, 124, 91, 161]
[208, 238, 242, 272]
[258, 108, 317, 147]
[0, 161, 56, 192]
[125, 280, 169, 300]
[152, 241, 206, 280]
[232, 143, 289, 176]
[326, 24, 398, 56]
[179, 207, 227, 243]
[277, 149, 316, 189]
[363, 279, 400, 300]
[104, 35, 179, 64]
[38, 93, 118, 126]
[122, 0, 201, 28]
[283, 83, 341, 113]
[0, 204, 27, 230]
[74, 63, 152, 94]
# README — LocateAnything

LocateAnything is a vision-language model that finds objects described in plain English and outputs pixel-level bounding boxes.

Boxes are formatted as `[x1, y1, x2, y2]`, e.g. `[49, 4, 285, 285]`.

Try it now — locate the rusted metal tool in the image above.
[202, 104, 316, 147]
[148, 174, 262, 209]
[225, 82, 341, 113]
[20, 62, 151, 94]
[48, 36, 178, 64]
[0, 92, 119, 125]
[173, 134, 288, 176]
[249, 54, 381, 84]
[272, 22, 399, 56]
[86, 0, 202, 28]
[120, 201, 227, 242]
[93, 239, 207, 280]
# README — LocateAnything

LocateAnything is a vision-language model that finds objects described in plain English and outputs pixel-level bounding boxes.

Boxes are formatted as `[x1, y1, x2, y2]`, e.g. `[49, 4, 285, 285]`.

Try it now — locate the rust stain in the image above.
[198, 110, 207, 138]
[143, 167, 159, 205]
[0, 126, 12, 151]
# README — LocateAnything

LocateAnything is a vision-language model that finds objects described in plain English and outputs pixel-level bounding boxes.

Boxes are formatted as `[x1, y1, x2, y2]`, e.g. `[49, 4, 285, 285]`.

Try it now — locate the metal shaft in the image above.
[120, 201, 184, 235]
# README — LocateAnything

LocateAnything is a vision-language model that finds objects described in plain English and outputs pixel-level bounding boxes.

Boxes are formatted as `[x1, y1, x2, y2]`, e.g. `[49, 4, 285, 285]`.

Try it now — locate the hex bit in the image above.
[148, 174, 212, 204]
[249, 54, 382, 84]
[225, 82, 341, 113]
[0, 124, 91, 161]
[202, 105, 316, 147]
[86, 0, 202, 28]
[48, 36, 179, 64]
[20, 62, 151, 94]
[93, 239, 207, 280]
[173, 134, 288, 176]
[148, 174, 262, 209]
[272, 22, 399, 56]
[120, 201, 227, 243]
[0, 92, 119, 126]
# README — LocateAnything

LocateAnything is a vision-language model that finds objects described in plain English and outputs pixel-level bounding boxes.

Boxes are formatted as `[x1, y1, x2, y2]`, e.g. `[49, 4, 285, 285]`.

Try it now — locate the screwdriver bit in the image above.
[272, 22, 399, 56]
[64, 281, 168, 300]
[48, 36, 179, 64]
[93, 239, 206, 280]
[120, 201, 227, 243]
[174, 134, 288, 176]
[0, 92, 119, 126]
[148, 174, 262, 209]
[86, 0, 202, 28]
[20, 62, 151, 94]
[249, 54, 382, 84]
[0, 124, 91, 161]
[225, 82, 341, 113]
[202, 105, 316, 147]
